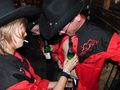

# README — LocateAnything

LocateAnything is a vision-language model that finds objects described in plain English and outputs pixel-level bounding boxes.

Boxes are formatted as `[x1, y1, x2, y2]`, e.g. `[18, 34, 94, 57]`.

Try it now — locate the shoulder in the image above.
[0, 55, 23, 89]
[79, 21, 115, 39]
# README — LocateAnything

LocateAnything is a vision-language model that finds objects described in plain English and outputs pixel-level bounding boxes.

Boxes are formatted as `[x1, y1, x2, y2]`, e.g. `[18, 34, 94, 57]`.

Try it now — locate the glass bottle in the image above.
[67, 36, 75, 60]
[67, 37, 77, 90]
[44, 41, 51, 60]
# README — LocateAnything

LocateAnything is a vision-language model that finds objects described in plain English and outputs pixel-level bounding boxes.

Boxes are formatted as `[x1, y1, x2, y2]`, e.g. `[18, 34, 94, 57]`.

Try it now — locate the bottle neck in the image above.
[67, 36, 75, 60]
[44, 41, 50, 52]
[44, 41, 48, 46]
[69, 36, 73, 50]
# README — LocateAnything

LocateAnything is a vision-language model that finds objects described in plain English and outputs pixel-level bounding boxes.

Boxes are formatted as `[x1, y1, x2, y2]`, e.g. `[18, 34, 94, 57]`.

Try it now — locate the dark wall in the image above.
[90, 0, 120, 33]
[15, 0, 42, 7]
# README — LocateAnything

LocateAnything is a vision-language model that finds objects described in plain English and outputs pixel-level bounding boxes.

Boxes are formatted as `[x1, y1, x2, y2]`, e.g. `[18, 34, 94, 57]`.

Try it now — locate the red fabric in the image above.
[7, 52, 49, 90]
[57, 33, 120, 90]
[51, 43, 60, 60]
[58, 36, 68, 63]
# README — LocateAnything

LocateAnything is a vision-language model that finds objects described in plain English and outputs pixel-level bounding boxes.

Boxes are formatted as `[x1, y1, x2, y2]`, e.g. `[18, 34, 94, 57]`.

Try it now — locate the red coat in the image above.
[0, 52, 49, 90]
[57, 32, 120, 90]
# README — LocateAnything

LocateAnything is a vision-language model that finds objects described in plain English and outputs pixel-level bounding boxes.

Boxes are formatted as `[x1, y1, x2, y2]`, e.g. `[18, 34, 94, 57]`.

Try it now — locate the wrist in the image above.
[61, 71, 71, 79]
[63, 69, 70, 75]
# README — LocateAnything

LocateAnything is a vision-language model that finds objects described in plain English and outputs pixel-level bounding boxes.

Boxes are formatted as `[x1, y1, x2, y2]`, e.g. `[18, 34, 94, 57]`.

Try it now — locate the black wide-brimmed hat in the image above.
[0, 0, 40, 27]
[39, 0, 84, 40]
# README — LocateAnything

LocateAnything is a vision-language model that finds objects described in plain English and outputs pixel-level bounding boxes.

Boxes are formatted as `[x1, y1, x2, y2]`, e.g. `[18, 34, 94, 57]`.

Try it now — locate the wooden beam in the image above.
[103, 0, 112, 10]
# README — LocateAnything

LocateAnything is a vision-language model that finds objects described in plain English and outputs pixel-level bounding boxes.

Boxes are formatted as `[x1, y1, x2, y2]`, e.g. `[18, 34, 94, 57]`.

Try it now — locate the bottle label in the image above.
[44, 52, 51, 59]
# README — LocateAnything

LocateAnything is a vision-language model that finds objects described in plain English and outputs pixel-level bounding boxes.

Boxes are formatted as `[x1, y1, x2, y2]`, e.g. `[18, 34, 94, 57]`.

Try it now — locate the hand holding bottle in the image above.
[63, 54, 78, 74]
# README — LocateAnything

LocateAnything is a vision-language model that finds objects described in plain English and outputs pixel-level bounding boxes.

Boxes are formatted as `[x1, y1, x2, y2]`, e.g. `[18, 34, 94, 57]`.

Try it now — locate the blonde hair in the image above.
[0, 18, 26, 55]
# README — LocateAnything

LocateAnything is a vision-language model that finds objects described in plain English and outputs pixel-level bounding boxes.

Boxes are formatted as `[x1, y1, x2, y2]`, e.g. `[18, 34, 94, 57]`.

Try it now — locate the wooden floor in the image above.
[99, 60, 120, 90]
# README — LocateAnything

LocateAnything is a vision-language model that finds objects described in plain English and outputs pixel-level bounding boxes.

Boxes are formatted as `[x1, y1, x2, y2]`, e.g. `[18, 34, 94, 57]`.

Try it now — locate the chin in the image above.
[17, 43, 24, 49]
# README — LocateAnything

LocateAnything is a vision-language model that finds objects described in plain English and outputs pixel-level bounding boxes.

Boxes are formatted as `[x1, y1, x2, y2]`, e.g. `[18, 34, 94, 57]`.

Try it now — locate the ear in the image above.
[74, 14, 81, 22]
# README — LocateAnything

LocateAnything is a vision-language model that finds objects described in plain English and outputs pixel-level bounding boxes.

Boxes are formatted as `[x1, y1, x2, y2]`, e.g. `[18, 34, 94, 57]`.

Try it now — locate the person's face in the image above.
[31, 24, 40, 35]
[12, 22, 27, 49]
[59, 14, 81, 36]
